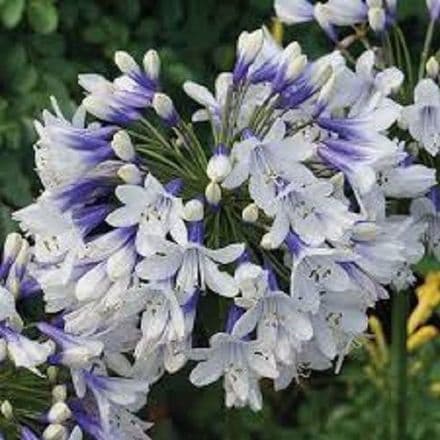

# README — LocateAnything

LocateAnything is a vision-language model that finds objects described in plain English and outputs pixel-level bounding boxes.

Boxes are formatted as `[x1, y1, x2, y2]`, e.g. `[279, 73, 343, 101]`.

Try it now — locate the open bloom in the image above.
[401, 79, 440, 156]
[0, 324, 53, 375]
[232, 270, 313, 366]
[7, 25, 437, 418]
[190, 332, 278, 410]
[136, 222, 244, 301]
[106, 174, 186, 255]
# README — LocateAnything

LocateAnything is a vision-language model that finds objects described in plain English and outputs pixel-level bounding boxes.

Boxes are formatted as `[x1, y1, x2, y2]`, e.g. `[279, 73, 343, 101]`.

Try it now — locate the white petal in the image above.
[203, 243, 245, 264]
[106, 206, 141, 227]
[190, 358, 223, 386]
[414, 78, 440, 106]
[204, 258, 239, 297]
[115, 184, 151, 206]
[75, 263, 111, 301]
[136, 252, 183, 281]
[275, 0, 314, 24]
[183, 81, 218, 108]
[232, 305, 261, 338]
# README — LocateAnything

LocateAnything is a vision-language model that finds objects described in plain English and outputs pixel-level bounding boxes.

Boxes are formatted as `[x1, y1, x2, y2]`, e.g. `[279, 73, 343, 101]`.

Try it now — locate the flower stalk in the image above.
[418, 19, 436, 81]
[390, 292, 408, 440]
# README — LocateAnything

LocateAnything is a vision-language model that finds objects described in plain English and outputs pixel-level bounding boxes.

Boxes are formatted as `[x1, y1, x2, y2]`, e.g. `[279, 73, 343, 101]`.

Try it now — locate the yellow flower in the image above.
[271, 18, 284, 45]
[368, 316, 388, 366]
[407, 325, 439, 352]
[407, 272, 440, 334]
[430, 382, 440, 397]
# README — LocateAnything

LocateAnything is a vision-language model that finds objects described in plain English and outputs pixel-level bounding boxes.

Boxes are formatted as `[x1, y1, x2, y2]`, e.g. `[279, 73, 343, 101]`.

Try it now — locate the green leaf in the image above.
[0, 155, 33, 206]
[11, 65, 38, 93]
[413, 255, 440, 276]
[0, 204, 17, 242]
[115, 0, 140, 23]
[160, 0, 182, 29]
[27, 0, 58, 34]
[1, 0, 25, 29]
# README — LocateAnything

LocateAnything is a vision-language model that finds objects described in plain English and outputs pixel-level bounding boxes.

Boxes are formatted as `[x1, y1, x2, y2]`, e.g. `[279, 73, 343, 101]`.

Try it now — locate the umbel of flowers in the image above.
[1, 1, 440, 437]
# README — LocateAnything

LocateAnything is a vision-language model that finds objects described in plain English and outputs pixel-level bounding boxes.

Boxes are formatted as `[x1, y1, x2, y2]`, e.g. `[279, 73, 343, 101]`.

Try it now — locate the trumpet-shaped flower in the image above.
[136, 222, 244, 301]
[401, 79, 440, 156]
[106, 174, 186, 255]
[190, 332, 278, 410]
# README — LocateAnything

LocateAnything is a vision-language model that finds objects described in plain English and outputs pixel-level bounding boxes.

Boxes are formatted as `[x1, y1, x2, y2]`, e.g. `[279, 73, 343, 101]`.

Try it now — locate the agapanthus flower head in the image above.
[7, 16, 437, 424]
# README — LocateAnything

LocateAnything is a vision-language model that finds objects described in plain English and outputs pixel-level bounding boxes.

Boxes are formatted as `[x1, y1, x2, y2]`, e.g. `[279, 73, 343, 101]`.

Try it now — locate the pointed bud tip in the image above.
[143, 49, 161, 80]
[242, 203, 259, 223]
[368, 7, 386, 32]
[206, 154, 232, 182]
[42, 424, 68, 440]
[152, 93, 178, 124]
[183, 199, 204, 222]
[111, 130, 135, 162]
[114, 51, 138, 74]
[205, 182, 222, 205]
[1, 400, 13, 420]
[426, 56, 439, 78]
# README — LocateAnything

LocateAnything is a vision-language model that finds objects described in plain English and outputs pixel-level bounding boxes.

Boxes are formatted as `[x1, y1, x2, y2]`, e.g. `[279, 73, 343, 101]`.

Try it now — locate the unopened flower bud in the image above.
[261, 233, 276, 250]
[111, 130, 135, 161]
[242, 203, 259, 223]
[314, 4, 336, 41]
[47, 366, 58, 383]
[205, 182, 222, 205]
[238, 29, 264, 65]
[114, 51, 138, 74]
[285, 54, 307, 83]
[183, 199, 204, 221]
[143, 49, 161, 81]
[82, 96, 107, 119]
[311, 63, 333, 90]
[42, 424, 68, 440]
[407, 141, 419, 156]
[16, 240, 30, 267]
[7, 239, 30, 297]
[284, 41, 302, 59]
[367, 0, 383, 7]
[317, 72, 336, 107]
[118, 164, 143, 185]
[329, 172, 345, 190]
[52, 384, 67, 403]
[368, 7, 386, 32]
[3, 233, 22, 262]
[1, 400, 13, 420]
[153, 93, 179, 126]
[48, 402, 71, 424]
[397, 115, 409, 131]
[107, 254, 130, 281]
[353, 222, 378, 241]
[207, 146, 231, 182]
[426, 56, 439, 78]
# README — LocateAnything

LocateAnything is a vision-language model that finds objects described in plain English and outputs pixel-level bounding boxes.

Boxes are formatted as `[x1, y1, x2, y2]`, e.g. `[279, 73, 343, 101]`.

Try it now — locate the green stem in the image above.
[382, 31, 395, 67]
[390, 291, 408, 440]
[224, 409, 240, 440]
[394, 26, 414, 95]
[418, 19, 436, 81]
[139, 117, 173, 150]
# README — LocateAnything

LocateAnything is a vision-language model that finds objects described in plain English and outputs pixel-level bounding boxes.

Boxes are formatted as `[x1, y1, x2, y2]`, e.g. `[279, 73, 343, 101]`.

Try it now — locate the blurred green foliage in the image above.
[0, 1, 439, 438]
